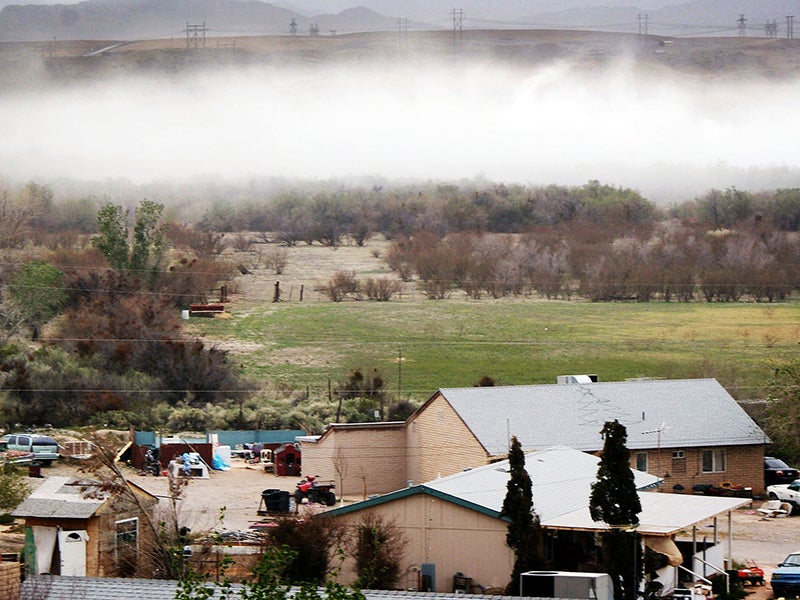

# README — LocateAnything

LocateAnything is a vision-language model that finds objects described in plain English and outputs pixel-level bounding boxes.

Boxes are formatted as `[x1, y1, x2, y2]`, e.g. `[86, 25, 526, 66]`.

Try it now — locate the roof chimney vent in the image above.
[556, 374, 599, 385]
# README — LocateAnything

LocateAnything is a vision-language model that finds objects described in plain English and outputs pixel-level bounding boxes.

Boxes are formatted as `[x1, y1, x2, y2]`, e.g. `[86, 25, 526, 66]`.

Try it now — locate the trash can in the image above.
[261, 489, 290, 513]
[28, 463, 42, 478]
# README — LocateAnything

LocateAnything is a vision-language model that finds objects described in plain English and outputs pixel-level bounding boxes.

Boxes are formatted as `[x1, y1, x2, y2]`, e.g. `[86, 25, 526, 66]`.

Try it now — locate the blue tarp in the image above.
[212, 452, 230, 471]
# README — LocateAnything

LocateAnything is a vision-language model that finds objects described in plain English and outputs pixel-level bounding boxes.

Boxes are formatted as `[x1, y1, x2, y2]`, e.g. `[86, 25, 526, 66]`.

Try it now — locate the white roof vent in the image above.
[556, 374, 598, 385]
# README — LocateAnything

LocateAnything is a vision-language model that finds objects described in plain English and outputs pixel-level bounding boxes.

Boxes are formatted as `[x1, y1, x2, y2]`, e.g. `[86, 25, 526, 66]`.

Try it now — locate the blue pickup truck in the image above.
[0, 433, 59, 466]
[771, 551, 800, 598]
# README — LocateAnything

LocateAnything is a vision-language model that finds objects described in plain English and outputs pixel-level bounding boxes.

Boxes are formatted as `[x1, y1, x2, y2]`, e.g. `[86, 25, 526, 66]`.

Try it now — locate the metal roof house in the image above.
[12, 476, 158, 579]
[18, 576, 547, 600]
[301, 378, 768, 497]
[320, 446, 749, 595]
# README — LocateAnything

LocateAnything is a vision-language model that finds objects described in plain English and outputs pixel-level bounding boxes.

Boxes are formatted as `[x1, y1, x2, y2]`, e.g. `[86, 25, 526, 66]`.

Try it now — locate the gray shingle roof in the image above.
[11, 476, 106, 519]
[438, 378, 766, 456]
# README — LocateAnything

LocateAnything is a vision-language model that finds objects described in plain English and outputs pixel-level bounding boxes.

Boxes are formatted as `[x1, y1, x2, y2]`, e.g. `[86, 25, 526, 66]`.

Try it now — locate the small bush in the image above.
[364, 277, 403, 301]
[317, 270, 361, 302]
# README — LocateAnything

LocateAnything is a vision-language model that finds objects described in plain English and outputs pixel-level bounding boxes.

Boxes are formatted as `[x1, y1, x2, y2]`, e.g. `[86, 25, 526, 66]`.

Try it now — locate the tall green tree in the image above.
[500, 435, 543, 595]
[93, 202, 130, 270]
[93, 200, 167, 282]
[590, 420, 642, 600]
[130, 199, 167, 274]
[7, 260, 67, 339]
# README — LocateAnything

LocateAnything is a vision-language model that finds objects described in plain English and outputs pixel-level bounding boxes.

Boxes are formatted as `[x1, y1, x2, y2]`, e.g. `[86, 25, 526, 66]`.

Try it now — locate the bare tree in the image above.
[332, 446, 348, 502]
[79, 431, 191, 579]
[265, 246, 290, 275]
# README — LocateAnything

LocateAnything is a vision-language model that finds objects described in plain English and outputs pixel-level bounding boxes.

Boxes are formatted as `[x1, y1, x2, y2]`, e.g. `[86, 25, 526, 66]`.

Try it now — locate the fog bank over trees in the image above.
[2, 58, 799, 203]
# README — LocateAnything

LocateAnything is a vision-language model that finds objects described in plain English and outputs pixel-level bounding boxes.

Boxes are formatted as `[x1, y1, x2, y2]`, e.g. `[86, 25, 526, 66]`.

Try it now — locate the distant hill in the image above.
[0, 0, 400, 41]
[2, 0, 799, 41]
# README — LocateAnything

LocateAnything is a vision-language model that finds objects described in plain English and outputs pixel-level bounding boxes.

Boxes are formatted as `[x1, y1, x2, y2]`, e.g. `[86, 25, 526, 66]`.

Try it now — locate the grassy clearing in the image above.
[187, 299, 800, 402]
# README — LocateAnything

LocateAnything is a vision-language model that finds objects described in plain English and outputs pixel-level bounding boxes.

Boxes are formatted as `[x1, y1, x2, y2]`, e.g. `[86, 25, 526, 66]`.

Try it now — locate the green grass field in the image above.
[186, 299, 800, 402]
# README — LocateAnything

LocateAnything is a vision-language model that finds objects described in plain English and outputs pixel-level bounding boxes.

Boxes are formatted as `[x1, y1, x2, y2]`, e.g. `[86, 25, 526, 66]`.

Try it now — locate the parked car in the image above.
[767, 479, 800, 513]
[765, 456, 799, 486]
[771, 551, 800, 597]
[0, 437, 35, 464]
[0, 433, 59, 466]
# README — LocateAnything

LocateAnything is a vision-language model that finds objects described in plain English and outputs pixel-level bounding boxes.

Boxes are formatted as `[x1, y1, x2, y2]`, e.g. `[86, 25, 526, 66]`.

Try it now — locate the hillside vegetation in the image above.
[0, 179, 798, 453]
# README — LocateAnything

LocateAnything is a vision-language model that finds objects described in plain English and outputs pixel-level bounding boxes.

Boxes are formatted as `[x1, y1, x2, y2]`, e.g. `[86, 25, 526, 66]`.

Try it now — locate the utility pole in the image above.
[737, 14, 747, 37]
[451, 8, 464, 48]
[397, 17, 408, 50]
[637, 13, 648, 47]
[395, 348, 405, 399]
[787, 15, 795, 39]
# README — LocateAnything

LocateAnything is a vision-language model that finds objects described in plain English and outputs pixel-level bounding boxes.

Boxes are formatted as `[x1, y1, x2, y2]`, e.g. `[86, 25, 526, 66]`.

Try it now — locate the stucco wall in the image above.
[629, 444, 764, 495]
[330, 494, 513, 593]
[406, 393, 490, 485]
[301, 424, 408, 498]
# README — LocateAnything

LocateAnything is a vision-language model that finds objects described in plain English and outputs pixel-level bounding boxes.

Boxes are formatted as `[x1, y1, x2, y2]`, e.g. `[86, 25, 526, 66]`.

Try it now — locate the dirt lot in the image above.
[1, 458, 797, 599]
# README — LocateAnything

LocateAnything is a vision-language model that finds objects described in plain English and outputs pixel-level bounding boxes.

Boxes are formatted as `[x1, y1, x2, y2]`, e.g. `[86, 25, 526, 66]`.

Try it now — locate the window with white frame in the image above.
[701, 448, 726, 473]
[115, 517, 138, 575]
[672, 449, 686, 473]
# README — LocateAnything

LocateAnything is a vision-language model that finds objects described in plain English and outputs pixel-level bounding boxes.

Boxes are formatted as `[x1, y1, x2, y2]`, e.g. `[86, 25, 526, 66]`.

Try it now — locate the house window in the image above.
[115, 517, 138, 576]
[672, 450, 686, 473]
[635, 452, 648, 472]
[701, 449, 726, 473]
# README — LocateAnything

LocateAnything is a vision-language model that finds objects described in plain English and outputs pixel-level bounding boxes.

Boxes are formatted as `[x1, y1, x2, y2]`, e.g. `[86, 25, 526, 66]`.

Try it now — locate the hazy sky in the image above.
[2, 58, 799, 203]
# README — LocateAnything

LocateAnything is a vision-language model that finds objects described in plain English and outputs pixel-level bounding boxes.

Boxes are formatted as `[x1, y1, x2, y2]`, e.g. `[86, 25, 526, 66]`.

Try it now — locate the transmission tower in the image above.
[787, 15, 795, 39]
[737, 14, 747, 36]
[185, 21, 207, 48]
[765, 20, 778, 38]
[289, 18, 297, 36]
[451, 8, 464, 47]
[637, 13, 648, 47]
[397, 17, 408, 49]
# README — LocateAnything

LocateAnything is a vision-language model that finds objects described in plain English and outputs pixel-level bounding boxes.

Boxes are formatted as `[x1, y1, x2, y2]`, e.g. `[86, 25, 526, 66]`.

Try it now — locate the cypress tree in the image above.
[590, 420, 643, 600]
[500, 436, 543, 595]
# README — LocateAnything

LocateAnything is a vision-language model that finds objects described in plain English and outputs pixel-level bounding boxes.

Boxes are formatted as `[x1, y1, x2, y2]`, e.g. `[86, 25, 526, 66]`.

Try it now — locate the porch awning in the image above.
[643, 535, 683, 566]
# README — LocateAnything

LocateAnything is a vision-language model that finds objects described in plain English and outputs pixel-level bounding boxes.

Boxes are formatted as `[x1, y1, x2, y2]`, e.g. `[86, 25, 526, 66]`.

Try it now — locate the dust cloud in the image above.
[1, 59, 798, 202]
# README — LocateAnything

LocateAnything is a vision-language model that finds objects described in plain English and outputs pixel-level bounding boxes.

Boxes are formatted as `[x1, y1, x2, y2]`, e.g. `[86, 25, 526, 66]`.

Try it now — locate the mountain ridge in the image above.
[1, 0, 799, 41]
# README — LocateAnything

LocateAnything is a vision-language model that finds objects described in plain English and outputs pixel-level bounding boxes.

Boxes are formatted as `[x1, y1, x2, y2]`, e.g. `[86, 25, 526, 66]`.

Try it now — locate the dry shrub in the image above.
[364, 277, 403, 301]
[317, 270, 361, 302]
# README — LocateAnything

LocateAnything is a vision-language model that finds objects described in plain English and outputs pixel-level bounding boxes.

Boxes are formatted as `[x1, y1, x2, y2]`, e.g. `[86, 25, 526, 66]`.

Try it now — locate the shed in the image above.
[274, 442, 301, 476]
[12, 476, 158, 578]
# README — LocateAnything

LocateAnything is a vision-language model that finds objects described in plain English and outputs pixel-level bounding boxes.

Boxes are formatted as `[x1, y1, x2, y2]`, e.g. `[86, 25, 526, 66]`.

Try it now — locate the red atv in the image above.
[295, 475, 337, 506]
[737, 559, 765, 586]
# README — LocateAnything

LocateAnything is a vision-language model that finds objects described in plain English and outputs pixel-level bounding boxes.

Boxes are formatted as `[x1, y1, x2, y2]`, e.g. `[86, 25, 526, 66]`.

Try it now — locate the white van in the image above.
[0, 433, 59, 465]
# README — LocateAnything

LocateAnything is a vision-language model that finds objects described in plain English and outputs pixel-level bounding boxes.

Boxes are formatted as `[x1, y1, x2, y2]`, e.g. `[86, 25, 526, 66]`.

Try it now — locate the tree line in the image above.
[1, 178, 800, 432]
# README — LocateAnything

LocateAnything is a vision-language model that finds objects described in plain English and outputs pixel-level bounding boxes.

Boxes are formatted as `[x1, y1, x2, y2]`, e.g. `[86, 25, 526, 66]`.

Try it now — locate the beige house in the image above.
[321, 446, 749, 594]
[302, 378, 767, 497]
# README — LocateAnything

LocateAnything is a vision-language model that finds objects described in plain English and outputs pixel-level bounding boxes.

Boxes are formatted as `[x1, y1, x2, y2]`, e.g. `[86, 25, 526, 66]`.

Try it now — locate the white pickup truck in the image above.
[767, 479, 800, 512]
